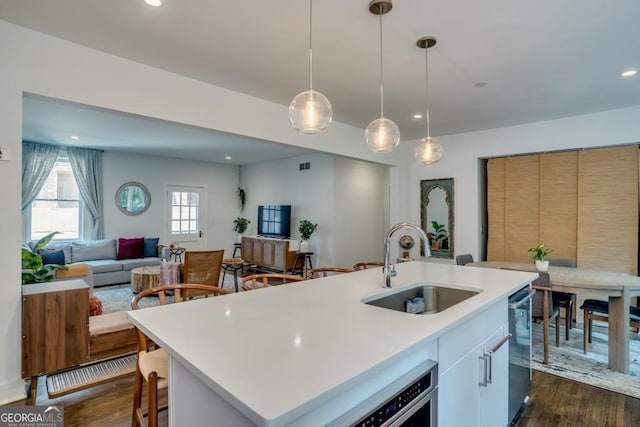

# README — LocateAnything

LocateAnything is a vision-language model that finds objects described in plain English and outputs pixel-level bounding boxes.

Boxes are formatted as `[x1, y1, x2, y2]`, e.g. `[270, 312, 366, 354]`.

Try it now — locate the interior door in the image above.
[167, 185, 205, 250]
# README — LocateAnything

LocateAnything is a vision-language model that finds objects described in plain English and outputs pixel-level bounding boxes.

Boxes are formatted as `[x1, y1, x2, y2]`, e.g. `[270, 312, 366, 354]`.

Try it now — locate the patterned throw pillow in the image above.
[117, 237, 145, 260]
[40, 249, 66, 265]
[89, 295, 103, 316]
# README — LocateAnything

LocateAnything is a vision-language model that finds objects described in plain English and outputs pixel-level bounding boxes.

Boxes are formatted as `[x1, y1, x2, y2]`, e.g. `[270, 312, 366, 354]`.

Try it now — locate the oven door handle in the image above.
[386, 388, 436, 427]
[479, 333, 512, 387]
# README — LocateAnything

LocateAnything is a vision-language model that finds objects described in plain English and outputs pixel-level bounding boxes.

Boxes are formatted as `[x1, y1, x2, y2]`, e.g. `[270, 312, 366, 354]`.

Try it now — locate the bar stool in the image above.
[221, 258, 244, 292]
[292, 252, 313, 277]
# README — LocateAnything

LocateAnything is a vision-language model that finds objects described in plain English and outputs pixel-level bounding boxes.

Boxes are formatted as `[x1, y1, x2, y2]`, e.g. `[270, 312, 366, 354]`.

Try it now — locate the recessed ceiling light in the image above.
[413, 114, 423, 119]
[70, 135, 79, 140]
[621, 70, 637, 77]
[225, 156, 232, 160]
[144, 0, 162, 7]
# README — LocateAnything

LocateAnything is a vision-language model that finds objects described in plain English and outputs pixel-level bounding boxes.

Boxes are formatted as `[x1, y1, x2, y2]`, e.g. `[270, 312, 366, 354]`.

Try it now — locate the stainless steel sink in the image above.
[364, 284, 481, 314]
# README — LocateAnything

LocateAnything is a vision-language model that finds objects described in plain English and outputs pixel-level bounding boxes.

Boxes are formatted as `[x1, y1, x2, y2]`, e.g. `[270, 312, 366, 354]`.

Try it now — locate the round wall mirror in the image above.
[115, 182, 151, 215]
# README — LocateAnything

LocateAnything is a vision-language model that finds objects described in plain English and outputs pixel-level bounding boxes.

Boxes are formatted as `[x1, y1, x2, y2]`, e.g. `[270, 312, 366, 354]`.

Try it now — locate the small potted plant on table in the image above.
[298, 220, 317, 252]
[528, 243, 553, 272]
[233, 217, 251, 243]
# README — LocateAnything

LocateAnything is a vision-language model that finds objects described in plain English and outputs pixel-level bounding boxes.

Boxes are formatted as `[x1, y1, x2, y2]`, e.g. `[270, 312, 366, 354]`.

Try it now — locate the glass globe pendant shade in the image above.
[289, 89, 333, 135]
[365, 117, 400, 153]
[414, 136, 444, 165]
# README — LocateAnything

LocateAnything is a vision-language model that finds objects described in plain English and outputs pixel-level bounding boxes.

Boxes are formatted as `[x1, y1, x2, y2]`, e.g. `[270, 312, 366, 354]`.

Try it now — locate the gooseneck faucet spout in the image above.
[383, 222, 430, 288]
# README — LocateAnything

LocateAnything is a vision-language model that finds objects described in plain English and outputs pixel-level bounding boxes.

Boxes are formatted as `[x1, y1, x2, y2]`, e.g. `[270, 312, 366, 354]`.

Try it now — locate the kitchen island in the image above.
[127, 261, 536, 426]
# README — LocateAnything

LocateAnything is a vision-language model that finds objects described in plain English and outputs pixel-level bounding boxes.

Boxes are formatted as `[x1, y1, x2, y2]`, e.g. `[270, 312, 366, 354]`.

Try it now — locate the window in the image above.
[170, 190, 199, 235]
[30, 154, 81, 240]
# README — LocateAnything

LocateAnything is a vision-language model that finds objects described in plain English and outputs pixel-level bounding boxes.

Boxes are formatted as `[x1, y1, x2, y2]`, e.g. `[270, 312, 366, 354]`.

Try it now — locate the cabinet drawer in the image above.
[438, 299, 507, 374]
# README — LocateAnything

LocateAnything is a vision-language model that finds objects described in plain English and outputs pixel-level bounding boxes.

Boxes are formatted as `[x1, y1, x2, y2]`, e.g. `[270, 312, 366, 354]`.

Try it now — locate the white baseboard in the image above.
[0, 377, 26, 405]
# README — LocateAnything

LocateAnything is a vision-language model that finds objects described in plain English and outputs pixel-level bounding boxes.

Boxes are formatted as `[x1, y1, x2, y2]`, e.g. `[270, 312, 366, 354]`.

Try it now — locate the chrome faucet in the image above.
[383, 222, 431, 288]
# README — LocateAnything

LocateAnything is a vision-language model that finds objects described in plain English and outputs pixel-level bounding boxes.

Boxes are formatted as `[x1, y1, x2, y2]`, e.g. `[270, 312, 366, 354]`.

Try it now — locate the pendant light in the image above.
[289, 0, 332, 135]
[414, 36, 444, 165]
[365, 0, 400, 153]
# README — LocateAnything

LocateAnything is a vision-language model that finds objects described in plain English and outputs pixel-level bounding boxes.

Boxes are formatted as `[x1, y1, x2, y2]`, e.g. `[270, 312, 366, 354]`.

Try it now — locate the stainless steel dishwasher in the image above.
[508, 285, 536, 424]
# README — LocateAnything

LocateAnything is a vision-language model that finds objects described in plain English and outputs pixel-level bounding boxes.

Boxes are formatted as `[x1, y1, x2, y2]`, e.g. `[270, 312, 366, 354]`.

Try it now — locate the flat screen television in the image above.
[257, 205, 292, 238]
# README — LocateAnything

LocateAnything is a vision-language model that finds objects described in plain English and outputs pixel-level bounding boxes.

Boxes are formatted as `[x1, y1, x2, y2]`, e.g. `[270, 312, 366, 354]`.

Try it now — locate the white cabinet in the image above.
[438, 300, 510, 427]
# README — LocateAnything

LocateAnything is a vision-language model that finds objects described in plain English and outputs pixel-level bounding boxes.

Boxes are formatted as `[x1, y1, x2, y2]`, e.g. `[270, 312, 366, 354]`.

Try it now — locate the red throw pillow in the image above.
[117, 237, 145, 260]
[89, 295, 103, 316]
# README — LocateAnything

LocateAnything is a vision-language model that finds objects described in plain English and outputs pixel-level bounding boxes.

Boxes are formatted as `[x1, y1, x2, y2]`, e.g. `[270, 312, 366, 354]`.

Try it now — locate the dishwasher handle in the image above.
[509, 289, 536, 309]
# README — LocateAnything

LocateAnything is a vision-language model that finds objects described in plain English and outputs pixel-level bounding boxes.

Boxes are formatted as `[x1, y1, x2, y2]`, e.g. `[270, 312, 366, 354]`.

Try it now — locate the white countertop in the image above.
[127, 261, 536, 426]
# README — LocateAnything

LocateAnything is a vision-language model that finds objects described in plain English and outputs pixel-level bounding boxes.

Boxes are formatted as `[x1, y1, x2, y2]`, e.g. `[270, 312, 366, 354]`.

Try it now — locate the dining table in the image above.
[467, 261, 640, 373]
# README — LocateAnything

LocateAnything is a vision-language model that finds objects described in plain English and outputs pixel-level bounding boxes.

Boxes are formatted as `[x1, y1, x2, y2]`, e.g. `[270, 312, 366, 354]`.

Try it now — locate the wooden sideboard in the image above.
[242, 237, 298, 273]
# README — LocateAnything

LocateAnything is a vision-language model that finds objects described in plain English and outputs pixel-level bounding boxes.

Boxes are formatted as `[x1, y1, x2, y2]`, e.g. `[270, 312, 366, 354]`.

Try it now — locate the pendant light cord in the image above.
[425, 44, 430, 138]
[378, 8, 384, 117]
[308, 0, 313, 90]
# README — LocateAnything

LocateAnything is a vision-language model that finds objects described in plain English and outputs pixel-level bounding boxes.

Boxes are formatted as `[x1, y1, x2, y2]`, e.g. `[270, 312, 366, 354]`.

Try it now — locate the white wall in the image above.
[333, 157, 389, 268]
[242, 153, 335, 267]
[0, 20, 400, 403]
[103, 152, 239, 256]
[242, 154, 390, 268]
[403, 106, 640, 263]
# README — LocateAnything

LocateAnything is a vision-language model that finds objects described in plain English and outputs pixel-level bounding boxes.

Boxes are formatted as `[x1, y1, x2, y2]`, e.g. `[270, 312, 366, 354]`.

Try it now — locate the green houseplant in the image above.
[233, 217, 250, 234]
[430, 220, 448, 249]
[21, 232, 67, 284]
[298, 220, 317, 252]
[528, 243, 553, 271]
[299, 220, 317, 241]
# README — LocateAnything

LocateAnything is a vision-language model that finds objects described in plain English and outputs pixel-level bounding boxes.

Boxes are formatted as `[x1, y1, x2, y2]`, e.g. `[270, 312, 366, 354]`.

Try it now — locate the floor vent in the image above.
[46, 354, 136, 398]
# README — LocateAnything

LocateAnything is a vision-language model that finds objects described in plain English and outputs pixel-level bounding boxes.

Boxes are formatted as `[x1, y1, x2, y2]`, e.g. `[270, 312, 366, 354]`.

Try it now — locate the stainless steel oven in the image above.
[329, 360, 438, 427]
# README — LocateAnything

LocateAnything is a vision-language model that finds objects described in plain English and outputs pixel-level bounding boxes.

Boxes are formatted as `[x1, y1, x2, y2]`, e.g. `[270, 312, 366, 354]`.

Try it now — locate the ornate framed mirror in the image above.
[420, 178, 454, 258]
[115, 182, 151, 216]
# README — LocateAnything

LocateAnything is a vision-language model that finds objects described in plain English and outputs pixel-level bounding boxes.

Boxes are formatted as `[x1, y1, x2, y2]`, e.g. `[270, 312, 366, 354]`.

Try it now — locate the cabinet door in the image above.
[479, 324, 510, 427]
[438, 341, 482, 426]
[22, 286, 89, 377]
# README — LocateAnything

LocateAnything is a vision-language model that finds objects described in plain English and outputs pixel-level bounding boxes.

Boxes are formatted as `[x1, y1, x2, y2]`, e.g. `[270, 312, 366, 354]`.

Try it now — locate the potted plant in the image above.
[298, 220, 317, 252]
[21, 232, 67, 284]
[430, 220, 448, 250]
[233, 217, 251, 243]
[528, 243, 553, 272]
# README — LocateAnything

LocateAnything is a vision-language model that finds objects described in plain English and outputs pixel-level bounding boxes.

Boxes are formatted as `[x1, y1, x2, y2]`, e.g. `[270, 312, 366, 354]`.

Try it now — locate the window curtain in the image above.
[21, 141, 60, 211]
[68, 147, 104, 239]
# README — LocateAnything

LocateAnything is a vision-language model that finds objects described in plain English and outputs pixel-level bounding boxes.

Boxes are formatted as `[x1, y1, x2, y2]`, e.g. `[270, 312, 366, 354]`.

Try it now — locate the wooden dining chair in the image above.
[531, 272, 561, 364]
[130, 284, 228, 427]
[307, 267, 354, 279]
[182, 250, 224, 296]
[580, 299, 640, 354]
[548, 258, 577, 340]
[240, 273, 306, 291]
[353, 261, 385, 271]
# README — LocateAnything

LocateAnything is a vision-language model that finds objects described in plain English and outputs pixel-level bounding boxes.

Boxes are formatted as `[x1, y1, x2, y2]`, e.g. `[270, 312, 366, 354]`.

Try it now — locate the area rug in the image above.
[531, 321, 640, 399]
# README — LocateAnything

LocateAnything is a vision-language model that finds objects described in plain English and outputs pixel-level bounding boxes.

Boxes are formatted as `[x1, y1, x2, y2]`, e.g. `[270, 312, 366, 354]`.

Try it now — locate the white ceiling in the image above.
[3, 0, 640, 163]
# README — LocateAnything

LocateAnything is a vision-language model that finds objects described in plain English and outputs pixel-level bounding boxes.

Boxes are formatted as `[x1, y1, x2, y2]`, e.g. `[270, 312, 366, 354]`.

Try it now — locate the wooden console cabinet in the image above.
[242, 237, 298, 273]
[22, 279, 89, 379]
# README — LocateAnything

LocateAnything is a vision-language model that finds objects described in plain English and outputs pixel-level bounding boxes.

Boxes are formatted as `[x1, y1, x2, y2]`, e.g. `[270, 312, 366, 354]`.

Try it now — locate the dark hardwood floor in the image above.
[6, 370, 640, 426]
[517, 371, 640, 426]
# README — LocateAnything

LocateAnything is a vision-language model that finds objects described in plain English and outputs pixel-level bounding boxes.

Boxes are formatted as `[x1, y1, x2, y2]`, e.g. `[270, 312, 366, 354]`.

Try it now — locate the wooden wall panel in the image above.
[539, 151, 578, 261]
[577, 146, 638, 274]
[505, 155, 540, 262]
[487, 158, 506, 261]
